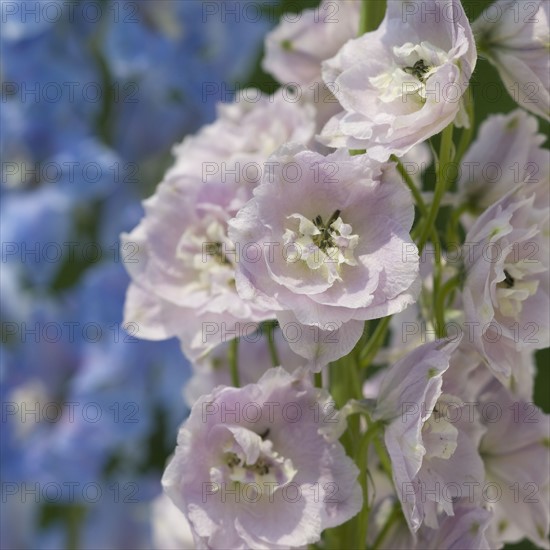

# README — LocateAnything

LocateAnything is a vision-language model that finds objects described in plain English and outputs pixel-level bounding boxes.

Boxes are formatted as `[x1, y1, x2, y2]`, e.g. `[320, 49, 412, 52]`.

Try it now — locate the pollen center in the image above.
[403, 59, 430, 82]
[283, 210, 359, 284]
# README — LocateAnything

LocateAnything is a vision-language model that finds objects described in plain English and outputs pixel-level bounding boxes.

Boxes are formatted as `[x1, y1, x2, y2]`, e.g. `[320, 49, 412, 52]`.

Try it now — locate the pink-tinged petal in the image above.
[419, 502, 493, 550]
[123, 283, 177, 341]
[276, 311, 364, 370]
[458, 109, 549, 222]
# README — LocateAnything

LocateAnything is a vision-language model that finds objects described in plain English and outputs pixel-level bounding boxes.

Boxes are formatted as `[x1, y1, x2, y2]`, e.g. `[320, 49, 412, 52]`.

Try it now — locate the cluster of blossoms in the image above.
[122, 1, 550, 549]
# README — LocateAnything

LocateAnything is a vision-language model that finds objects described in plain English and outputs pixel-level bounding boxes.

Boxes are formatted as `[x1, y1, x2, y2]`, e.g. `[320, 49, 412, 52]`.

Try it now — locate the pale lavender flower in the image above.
[167, 89, 316, 189]
[366, 457, 492, 549]
[262, 0, 361, 129]
[458, 109, 549, 223]
[122, 91, 316, 359]
[473, 0, 550, 120]
[419, 502, 493, 549]
[122, 179, 271, 360]
[228, 144, 420, 362]
[162, 367, 362, 549]
[276, 310, 366, 372]
[319, 0, 477, 161]
[462, 185, 549, 388]
[262, 0, 360, 89]
[373, 338, 486, 533]
[477, 382, 550, 549]
[371, 500, 493, 549]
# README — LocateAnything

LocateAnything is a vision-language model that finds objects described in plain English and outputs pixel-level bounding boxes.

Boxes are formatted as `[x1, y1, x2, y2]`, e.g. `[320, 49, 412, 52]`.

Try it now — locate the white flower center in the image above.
[283, 211, 359, 283]
[422, 394, 462, 460]
[370, 41, 449, 105]
[176, 217, 235, 291]
[211, 430, 297, 498]
[496, 260, 540, 319]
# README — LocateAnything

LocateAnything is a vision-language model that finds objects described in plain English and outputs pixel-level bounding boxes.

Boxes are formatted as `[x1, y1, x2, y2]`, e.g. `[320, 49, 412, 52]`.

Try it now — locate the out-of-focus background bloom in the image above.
[0, 1, 548, 549]
[1, 1, 274, 546]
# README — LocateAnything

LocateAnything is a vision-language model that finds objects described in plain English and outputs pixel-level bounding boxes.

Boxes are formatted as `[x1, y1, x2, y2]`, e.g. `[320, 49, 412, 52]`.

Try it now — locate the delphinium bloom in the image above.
[476, 379, 550, 549]
[122, 177, 272, 360]
[367, 426, 496, 550]
[228, 144, 420, 362]
[262, 0, 361, 128]
[166, 89, 316, 193]
[419, 503, 492, 550]
[461, 184, 549, 388]
[367, 481, 492, 550]
[319, 0, 477, 161]
[458, 109, 549, 225]
[263, 0, 360, 89]
[473, 0, 550, 121]
[162, 367, 362, 549]
[122, 91, 316, 359]
[372, 338, 486, 532]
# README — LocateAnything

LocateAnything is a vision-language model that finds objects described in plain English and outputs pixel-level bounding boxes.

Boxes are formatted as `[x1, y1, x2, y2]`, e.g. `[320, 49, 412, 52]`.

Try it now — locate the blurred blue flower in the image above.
[1, 186, 74, 288]
[0, 0, 272, 545]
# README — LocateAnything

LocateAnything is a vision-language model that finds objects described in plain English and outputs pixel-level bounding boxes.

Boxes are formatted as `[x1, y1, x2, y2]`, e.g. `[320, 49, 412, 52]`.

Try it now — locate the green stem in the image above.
[445, 202, 468, 248]
[266, 327, 280, 367]
[314, 371, 323, 388]
[372, 436, 393, 481]
[359, 0, 386, 35]
[360, 316, 392, 369]
[229, 338, 240, 387]
[355, 423, 382, 549]
[454, 87, 475, 167]
[417, 124, 454, 253]
[394, 156, 441, 288]
[434, 274, 462, 337]
[66, 505, 85, 550]
[434, 262, 443, 334]
[327, 355, 364, 548]
[392, 156, 428, 217]
[349, 357, 364, 401]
